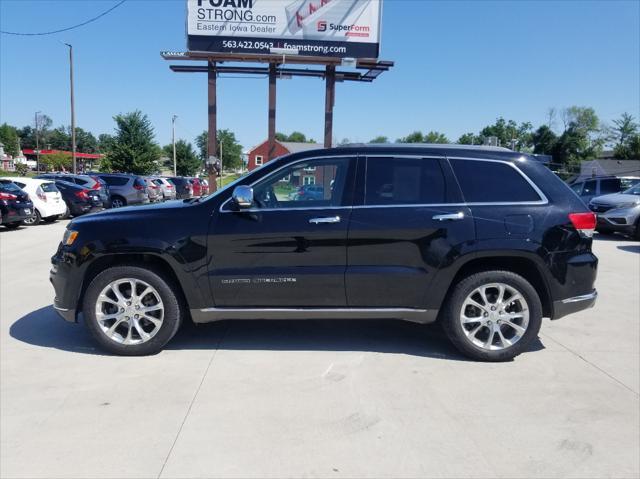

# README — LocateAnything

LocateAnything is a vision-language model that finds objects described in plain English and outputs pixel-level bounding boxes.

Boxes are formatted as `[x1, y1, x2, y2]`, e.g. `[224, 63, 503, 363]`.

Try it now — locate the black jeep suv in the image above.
[50, 145, 598, 361]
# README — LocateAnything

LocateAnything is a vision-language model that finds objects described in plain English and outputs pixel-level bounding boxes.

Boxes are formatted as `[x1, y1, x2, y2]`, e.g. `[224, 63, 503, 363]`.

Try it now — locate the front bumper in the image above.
[50, 249, 82, 323]
[553, 290, 597, 320]
[596, 206, 639, 234]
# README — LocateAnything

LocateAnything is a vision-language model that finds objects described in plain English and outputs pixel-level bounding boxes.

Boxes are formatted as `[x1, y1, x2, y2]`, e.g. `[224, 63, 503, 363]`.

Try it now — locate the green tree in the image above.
[0, 123, 20, 157]
[275, 132, 288, 142]
[163, 140, 200, 176]
[552, 106, 605, 167]
[532, 125, 558, 155]
[423, 131, 450, 144]
[286, 131, 307, 143]
[48, 126, 70, 150]
[457, 133, 480, 145]
[41, 151, 72, 172]
[98, 133, 114, 153]
[101, 111, 160, 175]
[194, 130, 243, 171]
[479, 118, 533, 151]
[397, 131, 424, 143]
[611, 113, 640, 160]
[18, 114, 53, 149]
[369, 136, 388, 143]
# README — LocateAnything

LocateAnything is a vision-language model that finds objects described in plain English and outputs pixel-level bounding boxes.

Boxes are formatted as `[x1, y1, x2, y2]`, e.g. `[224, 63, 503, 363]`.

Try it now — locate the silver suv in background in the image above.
[590, 183, 640, 239]
[152, 177, 177, 201]
[95, 173, 149, 208]
[569, 176, 640, 205]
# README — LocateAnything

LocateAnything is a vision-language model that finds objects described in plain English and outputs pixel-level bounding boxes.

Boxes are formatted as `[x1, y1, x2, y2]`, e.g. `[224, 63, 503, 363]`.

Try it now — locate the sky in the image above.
[1, 0, 639, 151]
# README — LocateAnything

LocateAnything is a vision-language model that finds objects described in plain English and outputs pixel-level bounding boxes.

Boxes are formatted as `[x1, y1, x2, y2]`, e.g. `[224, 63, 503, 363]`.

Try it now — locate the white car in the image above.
[0, 177, 66, 225]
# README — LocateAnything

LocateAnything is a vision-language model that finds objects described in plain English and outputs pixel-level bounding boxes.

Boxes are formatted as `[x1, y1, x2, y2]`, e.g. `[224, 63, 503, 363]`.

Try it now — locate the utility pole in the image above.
[64, 43, 77, 174]
[172, 115, 177, 176]
[35, 111, 41, 172]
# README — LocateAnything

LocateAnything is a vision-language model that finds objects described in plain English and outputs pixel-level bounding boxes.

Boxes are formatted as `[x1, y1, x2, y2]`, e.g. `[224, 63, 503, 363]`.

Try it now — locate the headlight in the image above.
[614, 201, 640, 209]
[62, 229, 79, 246]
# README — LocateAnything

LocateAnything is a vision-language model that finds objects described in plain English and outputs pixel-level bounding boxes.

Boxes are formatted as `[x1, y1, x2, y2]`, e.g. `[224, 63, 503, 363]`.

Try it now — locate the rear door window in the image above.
[365, 157, 447, 205]
[600, 178, 621, 195]
[450, 159, 542, 203]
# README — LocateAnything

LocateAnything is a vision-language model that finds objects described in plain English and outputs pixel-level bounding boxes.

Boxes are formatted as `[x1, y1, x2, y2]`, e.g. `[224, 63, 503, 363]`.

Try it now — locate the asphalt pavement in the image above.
[1, 219, 638, 478]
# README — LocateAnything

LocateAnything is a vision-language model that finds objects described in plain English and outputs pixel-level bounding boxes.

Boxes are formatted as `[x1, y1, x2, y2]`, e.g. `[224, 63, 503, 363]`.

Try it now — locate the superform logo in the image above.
[317, 22, 370, 37]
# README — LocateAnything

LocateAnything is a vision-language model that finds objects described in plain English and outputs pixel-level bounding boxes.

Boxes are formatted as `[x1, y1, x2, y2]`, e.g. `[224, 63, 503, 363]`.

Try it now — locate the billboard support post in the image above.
[207, 61, 218, 192]
[324, 65, 336, 148]
[268, 63, 277, 162]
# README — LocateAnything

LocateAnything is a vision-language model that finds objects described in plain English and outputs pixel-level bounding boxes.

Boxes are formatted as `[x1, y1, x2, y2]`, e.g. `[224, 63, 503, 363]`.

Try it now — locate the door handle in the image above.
[309, 216, 341, 224]
[432, 212, 465, 221]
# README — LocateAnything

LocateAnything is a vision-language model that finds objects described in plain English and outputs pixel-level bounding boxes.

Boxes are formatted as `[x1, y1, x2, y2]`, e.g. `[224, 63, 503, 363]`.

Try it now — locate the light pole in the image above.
[171, 115, 177, 176]
[34, 111, 41, 172]
[63, 43, 77, 173]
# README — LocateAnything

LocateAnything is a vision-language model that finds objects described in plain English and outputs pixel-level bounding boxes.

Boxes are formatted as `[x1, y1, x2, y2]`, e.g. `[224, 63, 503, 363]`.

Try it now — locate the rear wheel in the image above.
[442, 271, 542, 362]
[110, 196, 126, 208]
[82, 265, 183, 355]
[3, 222, 21, 229]
[23, 209, 41, 226]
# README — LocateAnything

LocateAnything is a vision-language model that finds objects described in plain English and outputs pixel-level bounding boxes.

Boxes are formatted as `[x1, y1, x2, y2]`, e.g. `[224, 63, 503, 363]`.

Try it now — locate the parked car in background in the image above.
[52, 144, 598, 360]
[189, 177, 203, 197]
[568, 176, 640, 205]
[36, 173, 110, 207]
[165, 176, 193, 199]
[94, 173, 149, 208]
[152, 177, 177, 201]
[200, 178, 209, 196]
[0, 181, 33, 229]
[144, 177, 162, 203]
[293, 184, 325, 201]
[589, 183, 640, 239]
[0, 177, 66, 225]
[53, 180, 104, 218]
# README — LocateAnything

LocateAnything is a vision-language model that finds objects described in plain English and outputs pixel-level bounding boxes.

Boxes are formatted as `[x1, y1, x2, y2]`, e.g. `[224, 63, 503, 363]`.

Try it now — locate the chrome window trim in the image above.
[219, 153, 549, 213]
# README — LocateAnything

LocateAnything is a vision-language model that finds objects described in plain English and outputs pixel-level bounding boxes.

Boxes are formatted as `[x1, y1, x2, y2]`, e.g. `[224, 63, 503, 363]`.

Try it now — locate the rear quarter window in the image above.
[600, 178, 621, 194]
[101, 176, 129, 186]
[450, 159, 542, 203]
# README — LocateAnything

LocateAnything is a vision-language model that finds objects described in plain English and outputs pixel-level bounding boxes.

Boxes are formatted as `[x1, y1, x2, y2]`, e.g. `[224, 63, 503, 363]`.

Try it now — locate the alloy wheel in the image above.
[95, 278, 164, 345]
[459, 283, 529, 351]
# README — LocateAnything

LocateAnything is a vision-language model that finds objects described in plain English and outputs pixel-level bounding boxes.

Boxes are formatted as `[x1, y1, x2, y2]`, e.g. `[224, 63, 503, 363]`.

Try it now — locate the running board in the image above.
[191, 307, 438, 324]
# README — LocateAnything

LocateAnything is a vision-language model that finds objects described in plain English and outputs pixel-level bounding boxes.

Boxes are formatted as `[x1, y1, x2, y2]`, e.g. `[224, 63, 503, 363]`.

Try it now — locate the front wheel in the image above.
[43, 215, 59, 223]
[82, 265, 183, 355]
[441, 271, 543, 362]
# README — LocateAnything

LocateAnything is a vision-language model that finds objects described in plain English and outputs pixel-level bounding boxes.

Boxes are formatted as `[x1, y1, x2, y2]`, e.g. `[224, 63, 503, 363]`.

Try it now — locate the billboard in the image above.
[187, 0, 382, 58]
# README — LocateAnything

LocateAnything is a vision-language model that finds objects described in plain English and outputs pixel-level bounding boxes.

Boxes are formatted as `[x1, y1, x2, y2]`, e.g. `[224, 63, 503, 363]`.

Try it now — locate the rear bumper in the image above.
[553, 290, 597, 320]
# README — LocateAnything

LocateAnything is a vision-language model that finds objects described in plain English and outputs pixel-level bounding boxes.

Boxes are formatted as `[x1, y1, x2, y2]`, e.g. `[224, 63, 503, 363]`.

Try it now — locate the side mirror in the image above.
[232, 185, 253, 208]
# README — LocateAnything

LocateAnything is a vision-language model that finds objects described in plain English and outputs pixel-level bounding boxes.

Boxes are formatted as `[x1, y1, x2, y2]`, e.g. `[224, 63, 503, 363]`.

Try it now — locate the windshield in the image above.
[623, 184, 640, 195]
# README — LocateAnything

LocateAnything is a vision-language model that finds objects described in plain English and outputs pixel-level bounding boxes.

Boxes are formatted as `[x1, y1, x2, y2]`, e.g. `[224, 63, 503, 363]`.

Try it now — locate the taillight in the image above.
[166, 185, 173, 189]
[133, 184, 145, 191]
[75, 189, 90, 200]
[569, 212, 596, 236]
[0, 192, 17, 200]
[91, 183, 101, 190]
[37, 186, 47, 202]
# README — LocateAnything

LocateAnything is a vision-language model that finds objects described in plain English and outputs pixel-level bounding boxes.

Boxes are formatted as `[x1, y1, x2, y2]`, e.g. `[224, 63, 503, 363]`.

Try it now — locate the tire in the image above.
[441, 270, 543, 362]
[634, 220, 640, 241]
[43, 215, 59, 223]
[110, 196, 126, 208]
[60, 202, 71, 220]
[3, 222, 21, 229]
[23, 209, 41, 226]
[82, 265, 183, 356]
